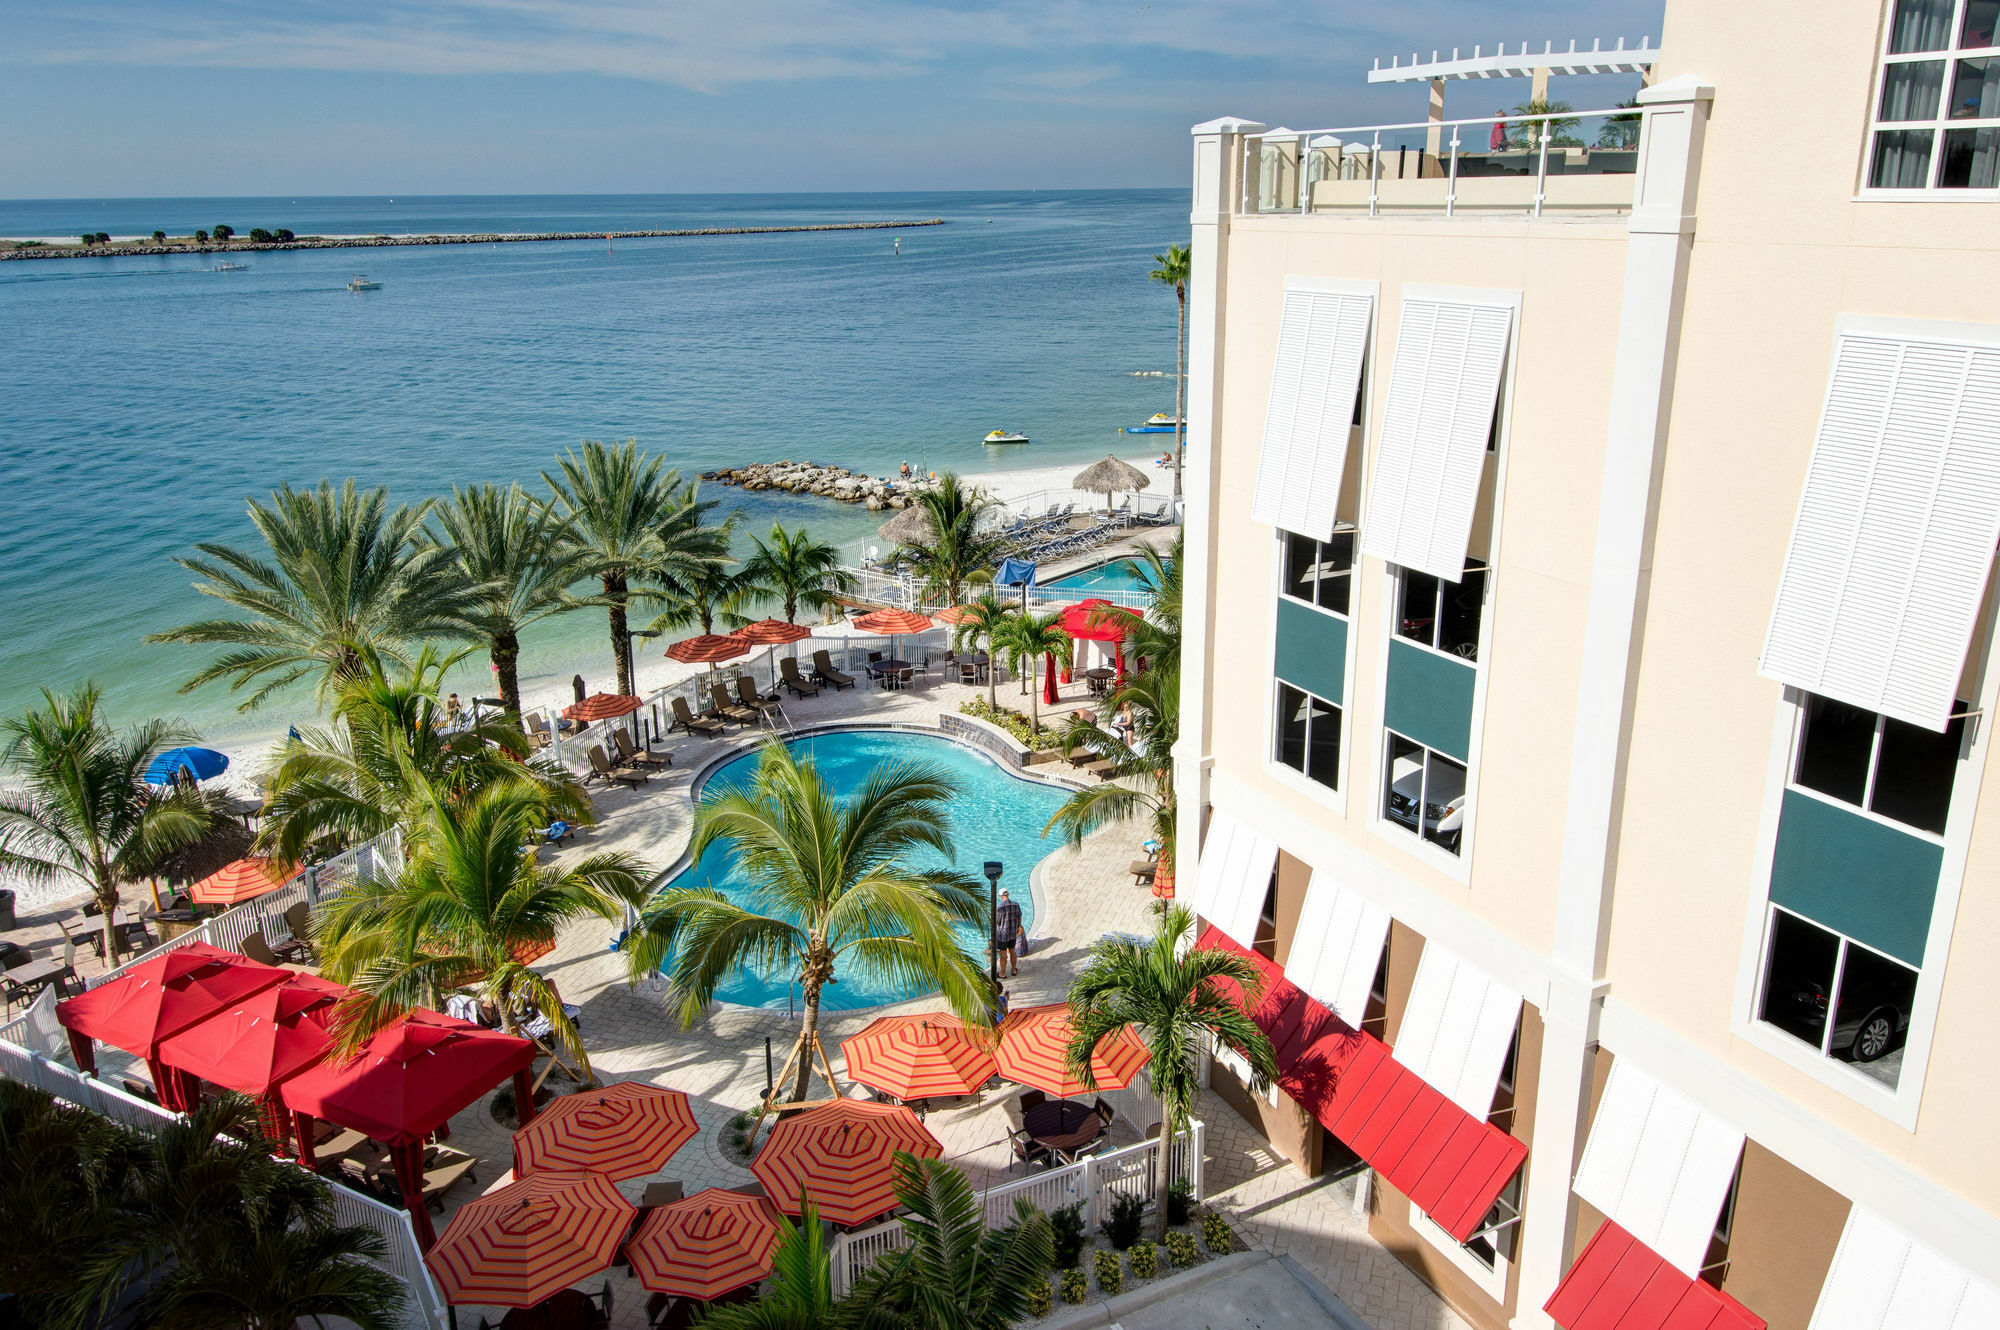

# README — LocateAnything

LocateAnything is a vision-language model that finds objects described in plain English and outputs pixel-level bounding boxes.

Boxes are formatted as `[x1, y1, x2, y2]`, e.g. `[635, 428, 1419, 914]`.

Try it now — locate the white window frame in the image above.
[1861, 0, 2000, 197]
[1394, 558, 1490, 663]
[1265, 527, 1360, 818]
[1272, 680, 1345, 796]
[1752, 902, 1921, 1073]
[1786, 695, 1959, 846]
[1413, 1170, 1520, 1303]
[1377, 727, 1473, 868]
[1279, 525, 1358, 619]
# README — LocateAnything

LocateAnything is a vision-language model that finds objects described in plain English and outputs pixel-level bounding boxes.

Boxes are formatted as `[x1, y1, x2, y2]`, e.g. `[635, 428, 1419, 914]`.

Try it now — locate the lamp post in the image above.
[983, 861, 1004, 980]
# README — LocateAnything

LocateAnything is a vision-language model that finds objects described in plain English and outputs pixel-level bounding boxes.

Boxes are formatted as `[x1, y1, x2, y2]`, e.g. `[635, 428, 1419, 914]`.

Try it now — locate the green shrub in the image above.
[1051, 1202, 1088, 1268]
[1025, 1276, 1053, 1317]
[1167, 1178, 1195, 1227]
[1102, 1193, 1146, 1250]
[1093, 1249, 1123, 1295]
[1165, 1230, 1200, 1267]
[1127, 1242, 1158, 1279]
[1201, 1212, 1234, 1254]
[958, 697, 1063, 751]
[722, 1110, 757, 1163]
[1059, 1267, 1088, 1304]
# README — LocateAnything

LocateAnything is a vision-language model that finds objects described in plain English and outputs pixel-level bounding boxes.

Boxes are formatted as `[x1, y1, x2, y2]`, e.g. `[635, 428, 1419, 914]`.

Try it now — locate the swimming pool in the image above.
[658, 729, 1066, 1011]
[1042, 558, 1151, 597]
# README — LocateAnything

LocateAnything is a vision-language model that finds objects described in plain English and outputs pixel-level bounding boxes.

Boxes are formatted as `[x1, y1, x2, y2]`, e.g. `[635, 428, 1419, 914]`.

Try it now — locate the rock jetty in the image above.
[702, 461, 934, 510]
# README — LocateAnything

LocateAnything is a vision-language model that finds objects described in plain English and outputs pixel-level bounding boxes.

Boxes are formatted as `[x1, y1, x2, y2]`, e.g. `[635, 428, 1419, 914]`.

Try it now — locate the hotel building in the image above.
[1175, 3, 2000, 1327]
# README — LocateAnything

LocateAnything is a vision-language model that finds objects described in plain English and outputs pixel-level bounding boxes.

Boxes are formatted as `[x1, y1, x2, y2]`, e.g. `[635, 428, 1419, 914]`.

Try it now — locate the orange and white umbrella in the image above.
[187, 856, 293, 906]
[842, 1014, 997, 1101]
[512, 1081, 700, 1180]
[752, 1100, 940, 1225]
[563, 692, 643, 723]
[995, 1003, 1151, 1098]
[424, 1170, 635, 1307]
[850, 608, 933, 637]
[625, 1188, 784, 1299]
[665, 633, 753, 665]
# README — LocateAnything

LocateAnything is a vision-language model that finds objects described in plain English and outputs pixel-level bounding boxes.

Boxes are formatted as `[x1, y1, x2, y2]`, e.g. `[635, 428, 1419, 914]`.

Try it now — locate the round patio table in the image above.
[498, 1289, 604, 1330]
[1022, 1098, 1104, 1155]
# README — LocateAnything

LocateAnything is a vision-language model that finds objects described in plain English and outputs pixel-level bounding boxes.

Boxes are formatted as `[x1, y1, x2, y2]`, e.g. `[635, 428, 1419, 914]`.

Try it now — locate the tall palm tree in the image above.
[949, 593, 1016, 710]
[846, 1153, 1055, 1330]
[1045, 660, 1179, 859]
[647, 554, 761, 638]
[428, 483, 594, 722]
[623, 740, 989, 1103]
[696, 1200, 844, 1330]
[257, 646, 590, 868]
[0, 687, 211, 962]
[895, 472, 1009, 608]
[1066, 905, 1275, 1240]
[148, 480, 475, 711]
[743, 523, 857, 624]
[1116, 534, 1183, 674]
[0, 1080, 145, 1329]
[543, 440, 727, 698]
[315, 777, 649, 1077]
[991, 612, 1071, 734]
[1150, 243, 1192, 501]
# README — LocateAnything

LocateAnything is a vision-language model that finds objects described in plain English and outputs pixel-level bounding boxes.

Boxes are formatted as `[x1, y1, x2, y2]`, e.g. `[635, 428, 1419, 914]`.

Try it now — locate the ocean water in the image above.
[0, 191, 1185, 757]
[662, 729, 1062, 1010]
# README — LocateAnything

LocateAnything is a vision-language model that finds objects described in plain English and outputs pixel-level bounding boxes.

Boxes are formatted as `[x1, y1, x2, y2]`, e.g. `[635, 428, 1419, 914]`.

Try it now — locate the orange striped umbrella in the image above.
[424, 1170, 635, 1307]
[851, 608, 934, 636]
[995, 1003, 1151, 1098]
[665, 633, 752, 665]
[563, 692, 642, 722]
[512, 1081, 699, 1180]
[932, 604, 976, 626]
[842, 1014, 997, 1101]
[731, 618, 812, 645]
[752, 1100, 941, 1225]
[625, 1188, 784, 1298]
[187, 856, 293, 906]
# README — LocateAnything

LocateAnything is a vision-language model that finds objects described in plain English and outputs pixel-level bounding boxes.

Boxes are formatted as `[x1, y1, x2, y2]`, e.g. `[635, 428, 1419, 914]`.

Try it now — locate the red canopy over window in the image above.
[1545, 1220, 1766, 1330]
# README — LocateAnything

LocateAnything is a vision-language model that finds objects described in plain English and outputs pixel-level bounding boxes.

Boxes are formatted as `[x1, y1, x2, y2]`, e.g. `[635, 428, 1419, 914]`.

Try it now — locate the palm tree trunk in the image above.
[1153, 1106, 1179, 1242]
[792, 986, 823, 1102]
[1173, 285, 1187, 502]
[1028, 659, 1041, 733]
[987, 632, 998, 709]
[95, 883, 120, 965]
[605, 572, 632, 697]
[493, 629, 523, 726]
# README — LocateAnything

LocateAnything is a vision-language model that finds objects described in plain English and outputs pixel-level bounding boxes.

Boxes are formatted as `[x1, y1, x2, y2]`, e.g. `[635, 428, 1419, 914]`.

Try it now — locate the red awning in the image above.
[281, 1007, 535, 1145]
[1545, 1220, 1766, 1330]
[1194, 925, 1527, 1244]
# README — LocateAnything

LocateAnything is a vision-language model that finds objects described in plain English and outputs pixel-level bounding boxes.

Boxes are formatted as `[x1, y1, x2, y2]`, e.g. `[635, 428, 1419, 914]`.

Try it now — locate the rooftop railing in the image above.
[1242, 106, 1643, 219]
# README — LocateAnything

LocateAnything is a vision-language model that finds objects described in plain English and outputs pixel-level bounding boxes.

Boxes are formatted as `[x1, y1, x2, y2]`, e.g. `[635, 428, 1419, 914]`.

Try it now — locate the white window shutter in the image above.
[1760, 331, 2000, 732]
[1360, 296, 1513, 582]
[1809, 1207, 2000, 1330]
[1191, 810, 1279, 951]
[1251, 284, 1375, 538]
[1572, 1060, 1745, 1276]
[1390, 945, 1521, 1117]
[1282, 875, 1390, 1028]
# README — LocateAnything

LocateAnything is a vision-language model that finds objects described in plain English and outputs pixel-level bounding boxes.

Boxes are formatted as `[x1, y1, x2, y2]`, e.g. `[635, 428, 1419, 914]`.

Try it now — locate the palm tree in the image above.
[696, 1200, 844, 1330]
[1115, 534, 1183, 674]
[428, 483, 595, 723]
[0, 1080, 145, 1328]
[315, 777, 649, 1077]
[895, 472, 1009, 608]
[543, 440, 727, 698]
[148, 480, 475, 711]
[743, 523, 856, 624]
[257, 646, 590, 868]
[949, 592, 1016, 710]
[1066, 905, 1275, 1241]
[0, 687, 211, 962]
[991, 612, 1071, 734]
[1045, 660, 1179, 859]
[846, 1153, 1055, 1330]
[1150, 243, 1192, 501]
[623, 740, 990, 1103]
[648, 554, 761, 638]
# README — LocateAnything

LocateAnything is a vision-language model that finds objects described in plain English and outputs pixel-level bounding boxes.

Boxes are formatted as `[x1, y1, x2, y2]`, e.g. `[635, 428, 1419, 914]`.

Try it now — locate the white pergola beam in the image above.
[1368, 37, 1654, 84]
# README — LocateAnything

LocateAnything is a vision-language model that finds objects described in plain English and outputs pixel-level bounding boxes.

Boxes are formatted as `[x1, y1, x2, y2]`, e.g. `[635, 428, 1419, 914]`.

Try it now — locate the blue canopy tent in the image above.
[996, 558, 1037, 610]
[143, 746, 230, 786]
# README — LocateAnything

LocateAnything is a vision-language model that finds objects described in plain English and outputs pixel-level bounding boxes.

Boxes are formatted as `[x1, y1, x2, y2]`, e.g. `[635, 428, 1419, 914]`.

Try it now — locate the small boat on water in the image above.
[347, 275, 382, 291]
[212, 260, 248, 272]
[1121, 411, 1182, 434]
[982, 429, 1030, 445]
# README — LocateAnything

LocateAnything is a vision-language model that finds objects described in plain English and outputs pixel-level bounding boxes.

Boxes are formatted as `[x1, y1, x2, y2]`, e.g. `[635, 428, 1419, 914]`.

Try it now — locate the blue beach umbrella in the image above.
[143, 746, 230, 785]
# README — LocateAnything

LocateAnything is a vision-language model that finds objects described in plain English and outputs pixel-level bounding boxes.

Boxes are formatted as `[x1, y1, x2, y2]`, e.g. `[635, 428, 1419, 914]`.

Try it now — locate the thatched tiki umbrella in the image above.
[877, 504, 935, 549]
[1072, 455, 1151, 514]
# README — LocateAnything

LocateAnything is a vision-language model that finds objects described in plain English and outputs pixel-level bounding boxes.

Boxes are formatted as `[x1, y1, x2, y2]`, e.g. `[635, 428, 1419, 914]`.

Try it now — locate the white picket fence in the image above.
[827, 1121, 1205, 1297]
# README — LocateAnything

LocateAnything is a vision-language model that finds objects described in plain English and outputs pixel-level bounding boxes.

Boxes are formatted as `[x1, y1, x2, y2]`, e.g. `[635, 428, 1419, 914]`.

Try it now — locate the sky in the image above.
[1, 1, 1665, 198]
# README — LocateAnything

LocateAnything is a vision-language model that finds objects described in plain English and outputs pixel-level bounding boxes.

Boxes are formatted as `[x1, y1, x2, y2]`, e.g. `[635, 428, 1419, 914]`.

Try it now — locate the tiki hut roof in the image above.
[1070, 455, 1151, 495]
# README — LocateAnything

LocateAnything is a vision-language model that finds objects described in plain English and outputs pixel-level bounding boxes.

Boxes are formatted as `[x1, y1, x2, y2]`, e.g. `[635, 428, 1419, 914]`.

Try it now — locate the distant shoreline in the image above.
[0, 218, 947, 261]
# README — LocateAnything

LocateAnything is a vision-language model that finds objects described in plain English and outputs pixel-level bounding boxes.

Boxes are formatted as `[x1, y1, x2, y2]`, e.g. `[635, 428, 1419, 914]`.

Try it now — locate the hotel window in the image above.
[1383, 734, 1467, 855]
[1276, 684, 1343, 791]
[1758, 907, 1918, 1089]
[1462, 1170, 1524, 1271]
[1283, 529, 1354, 616]
[1792, 692, 1966, 836]
[1868, 0, 2000, 190]
[1396, 559, 1487, 661]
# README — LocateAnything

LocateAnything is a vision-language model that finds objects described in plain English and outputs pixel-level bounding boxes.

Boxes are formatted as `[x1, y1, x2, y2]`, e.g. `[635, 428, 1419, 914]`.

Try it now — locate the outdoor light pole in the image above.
[983, 861, 1004, 980]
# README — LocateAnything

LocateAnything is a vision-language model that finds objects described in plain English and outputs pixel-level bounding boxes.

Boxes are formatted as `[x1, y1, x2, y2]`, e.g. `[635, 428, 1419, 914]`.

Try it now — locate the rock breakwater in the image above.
[702, 461, 935, 510]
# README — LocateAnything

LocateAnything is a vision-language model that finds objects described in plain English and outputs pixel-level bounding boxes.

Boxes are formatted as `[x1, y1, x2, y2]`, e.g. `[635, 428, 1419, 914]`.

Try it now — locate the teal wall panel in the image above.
[1768, 788, 1942, 967]
[1274, 598, 1347, 705]
[1383, 639, 1475, 762]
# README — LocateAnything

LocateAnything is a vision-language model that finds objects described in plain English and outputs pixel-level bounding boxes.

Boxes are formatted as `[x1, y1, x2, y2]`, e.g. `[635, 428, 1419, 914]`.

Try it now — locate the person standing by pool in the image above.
[993, 888, 1023, 977]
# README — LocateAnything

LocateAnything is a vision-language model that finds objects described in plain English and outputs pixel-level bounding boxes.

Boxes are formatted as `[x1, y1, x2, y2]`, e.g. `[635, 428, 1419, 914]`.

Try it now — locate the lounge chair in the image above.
[273, 902, 316, 963]
[421, 1146, 480, 1210]
[240, 929, 290, 968]
[587, 745, 647, 788]
[708, 683, 759, 725]
[611, 729, 671, 770]
[778, 657, 821, 698]
[811, 650, 856, 689]
[524, 714, 554, 749]
[670, 697, 726, 737]
[735, 677, 785, 719]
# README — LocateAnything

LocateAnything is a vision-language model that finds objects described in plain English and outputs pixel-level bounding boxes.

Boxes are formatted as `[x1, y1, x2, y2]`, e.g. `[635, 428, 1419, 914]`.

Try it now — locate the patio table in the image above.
[4, 956, 76, 1004]
[498, 1288, 606, 1330]
[1022, 1098, 1104, 1156]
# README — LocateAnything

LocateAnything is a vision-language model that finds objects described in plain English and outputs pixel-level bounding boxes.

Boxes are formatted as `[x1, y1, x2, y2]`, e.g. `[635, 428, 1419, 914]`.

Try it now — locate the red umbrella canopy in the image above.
[752, 1100, 942, 1226]
[932, 604, 977, 626]
[732, 618, 813, 645]
[425, 1170, 636, 1308]
[188, 855, 294, 906]
[625, 1188, 785, 1299]
[995, 1003, 1152, 1099]
[842, 1014, 998, 1101]
[1056, 598, 1141, 642]
[281, 1008, 535, 1145]
[512, 1081, 700, 1181]
[155, 971, 345, 1097]
[56, 941, 286, 1059]
[665, 633, 753, 665]
[851, 608, 934, 636]
[563, 692, 643, 722]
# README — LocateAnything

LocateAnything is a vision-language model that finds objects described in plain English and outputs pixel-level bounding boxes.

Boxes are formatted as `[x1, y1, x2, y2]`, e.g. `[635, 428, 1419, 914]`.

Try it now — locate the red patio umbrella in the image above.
[932, 604, 976, 626]
[1057, 598, 1141, 684]
[842, 1014, 997, 1102]
[512, 1081, 699, 1180]
[995, 1002, 1151, 1099]
[732, 618, 814, 689]
[563, 692, 643, 723]
[425, 1170, 636, 1308]
[851, 607, 934, 665]
[665, 633, 753, 665]
[56, 940, 287, 1108]
[154, 970, 344, 1146]
[187, 855, 294, 906]
[752, 1100, 941, 1226]
[283, 1008, 537, 1248]
[625, 1188, 784, 1299]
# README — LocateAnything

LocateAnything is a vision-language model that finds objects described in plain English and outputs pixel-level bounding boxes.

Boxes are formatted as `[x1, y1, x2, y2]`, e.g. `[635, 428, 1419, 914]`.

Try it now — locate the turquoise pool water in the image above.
[1044, 559, 1151, 597]
[662, 730, 1064, 1011]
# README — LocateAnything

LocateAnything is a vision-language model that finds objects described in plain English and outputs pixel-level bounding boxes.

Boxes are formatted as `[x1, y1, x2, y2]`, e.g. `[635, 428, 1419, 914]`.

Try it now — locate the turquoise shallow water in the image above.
[0, 191, 1185, 754]
[663, 729, 1063, 1010]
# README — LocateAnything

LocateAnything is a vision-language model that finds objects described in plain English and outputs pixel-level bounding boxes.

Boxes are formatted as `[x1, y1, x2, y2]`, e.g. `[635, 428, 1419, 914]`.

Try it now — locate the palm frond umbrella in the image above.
[877, 504, 935, 548]
[1071, 455, 1151, 514]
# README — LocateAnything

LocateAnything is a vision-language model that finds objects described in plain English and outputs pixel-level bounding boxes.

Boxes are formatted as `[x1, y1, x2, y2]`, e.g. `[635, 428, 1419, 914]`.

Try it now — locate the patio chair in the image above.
[1018, 1089, 1047, 1114]
[524, 714, 554, 749]
[778, 657, 821, 698]
[239, 929, 285, 967]
[121, 1078, 159, 1104]
[588, 745, 647, 788]
[1009, 1128, 1053, 1172]
[612, 729, 671, 770]
[1062, 1136, 1110, 1165]
[1129, 859, 1157, 886]
[1093, 1097, 1116, 1128]
[811, 651, 856, 690]
[866, 650, 884, 664]
[421, 1147, 480, 1210]
[670, 697, 727, 737]
[735, 677, 785, 718]
[641, 1180, 684, 1207]
[708, 683, 758, 725]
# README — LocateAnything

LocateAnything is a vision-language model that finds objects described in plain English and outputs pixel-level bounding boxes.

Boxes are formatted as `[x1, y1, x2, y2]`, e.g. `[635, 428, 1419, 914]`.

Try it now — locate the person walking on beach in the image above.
[993, 888, 1023, 978]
